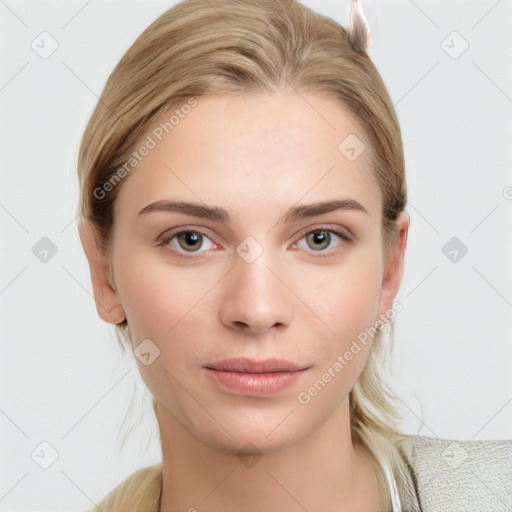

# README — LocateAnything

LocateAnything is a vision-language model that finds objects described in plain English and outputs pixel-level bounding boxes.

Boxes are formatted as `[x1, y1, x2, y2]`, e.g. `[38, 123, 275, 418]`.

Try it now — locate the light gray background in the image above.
[1, 0, 511, 510]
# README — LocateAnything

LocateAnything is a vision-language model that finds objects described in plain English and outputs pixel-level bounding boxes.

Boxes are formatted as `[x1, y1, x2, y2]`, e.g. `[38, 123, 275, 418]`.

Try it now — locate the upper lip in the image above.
[205, 358, 309, 373]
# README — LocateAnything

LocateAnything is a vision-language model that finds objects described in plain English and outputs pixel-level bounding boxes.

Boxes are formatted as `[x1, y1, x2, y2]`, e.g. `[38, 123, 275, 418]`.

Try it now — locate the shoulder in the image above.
[397, 435, 512, 511]
[86, 463, 162, 512]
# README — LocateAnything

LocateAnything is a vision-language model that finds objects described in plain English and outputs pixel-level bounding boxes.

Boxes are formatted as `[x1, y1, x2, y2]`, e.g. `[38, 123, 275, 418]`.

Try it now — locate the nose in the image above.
[218, 250, 294, 335]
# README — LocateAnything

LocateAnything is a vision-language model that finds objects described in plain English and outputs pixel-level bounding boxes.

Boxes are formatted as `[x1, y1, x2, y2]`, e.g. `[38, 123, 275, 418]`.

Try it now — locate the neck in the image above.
[156, 401, 385, 512]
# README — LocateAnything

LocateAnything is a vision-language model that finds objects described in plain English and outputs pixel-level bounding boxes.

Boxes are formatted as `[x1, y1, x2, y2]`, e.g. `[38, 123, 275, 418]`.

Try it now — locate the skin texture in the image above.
[80, 91, 409, 511]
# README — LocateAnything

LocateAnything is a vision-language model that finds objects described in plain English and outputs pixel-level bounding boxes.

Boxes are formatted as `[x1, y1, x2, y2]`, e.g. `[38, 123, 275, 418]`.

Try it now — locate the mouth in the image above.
[205, 357, 308, 373]
[203, 358, 310, 396]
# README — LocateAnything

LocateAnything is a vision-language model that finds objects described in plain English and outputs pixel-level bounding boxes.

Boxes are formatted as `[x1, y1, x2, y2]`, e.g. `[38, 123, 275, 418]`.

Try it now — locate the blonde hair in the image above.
[78, 1, 410, 510]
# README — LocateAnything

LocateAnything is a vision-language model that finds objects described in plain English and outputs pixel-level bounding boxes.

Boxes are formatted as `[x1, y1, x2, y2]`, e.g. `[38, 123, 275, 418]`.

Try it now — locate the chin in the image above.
[202, 428, 302, 458]
[186, 404, 324, 458]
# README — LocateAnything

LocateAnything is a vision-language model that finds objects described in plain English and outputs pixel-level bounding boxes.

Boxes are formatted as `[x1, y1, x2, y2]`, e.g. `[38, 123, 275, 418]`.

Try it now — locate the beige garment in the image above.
[396, 436, 512, 512]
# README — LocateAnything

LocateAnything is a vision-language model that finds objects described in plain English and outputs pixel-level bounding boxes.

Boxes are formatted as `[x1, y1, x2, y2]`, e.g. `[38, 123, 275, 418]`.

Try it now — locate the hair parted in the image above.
[78, 1, 409, 510]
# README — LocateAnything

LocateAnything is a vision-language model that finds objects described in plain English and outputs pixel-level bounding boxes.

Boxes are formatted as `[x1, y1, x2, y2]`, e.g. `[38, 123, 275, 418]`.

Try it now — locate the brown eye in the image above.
[293, 228, 352, 255]
[305, 230, 332, 250]
[177, 231, 204, 251]
[160, 228, 218, 257]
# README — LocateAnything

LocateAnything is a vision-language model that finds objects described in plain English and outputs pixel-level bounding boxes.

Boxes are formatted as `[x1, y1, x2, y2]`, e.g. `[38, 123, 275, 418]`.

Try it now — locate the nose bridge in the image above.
[219, 240, 294, 333]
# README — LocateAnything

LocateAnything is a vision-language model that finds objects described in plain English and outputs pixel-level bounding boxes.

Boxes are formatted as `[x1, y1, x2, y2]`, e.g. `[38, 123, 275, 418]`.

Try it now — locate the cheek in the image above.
[293, 253, 382, 412]
[114, 250, 223, 345]
[115, 253, 220, 396]
[294, 249, 383, 346]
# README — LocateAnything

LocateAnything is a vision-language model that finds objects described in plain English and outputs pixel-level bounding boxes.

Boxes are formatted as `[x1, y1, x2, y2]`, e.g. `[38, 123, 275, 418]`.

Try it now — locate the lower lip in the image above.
[203, 368, 307, 396]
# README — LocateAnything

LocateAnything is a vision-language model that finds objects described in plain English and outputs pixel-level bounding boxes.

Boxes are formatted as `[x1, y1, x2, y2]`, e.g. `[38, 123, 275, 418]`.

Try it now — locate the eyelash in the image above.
[158, 226, 353, 260]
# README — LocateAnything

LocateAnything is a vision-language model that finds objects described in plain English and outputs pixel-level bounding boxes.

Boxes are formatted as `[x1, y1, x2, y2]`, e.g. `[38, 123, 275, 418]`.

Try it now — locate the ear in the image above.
[78, 220, 126, 325]
[376, 211, 409, 319]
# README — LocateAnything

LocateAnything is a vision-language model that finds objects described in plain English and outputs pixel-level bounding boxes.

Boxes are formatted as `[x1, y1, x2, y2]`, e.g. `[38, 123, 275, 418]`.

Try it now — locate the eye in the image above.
[294, 228, 352, 252]
[161, 230, 218, 253]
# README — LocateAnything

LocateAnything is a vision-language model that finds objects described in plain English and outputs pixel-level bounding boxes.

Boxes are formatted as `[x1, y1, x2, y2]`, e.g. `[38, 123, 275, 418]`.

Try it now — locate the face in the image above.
[82, 91, 408, 455]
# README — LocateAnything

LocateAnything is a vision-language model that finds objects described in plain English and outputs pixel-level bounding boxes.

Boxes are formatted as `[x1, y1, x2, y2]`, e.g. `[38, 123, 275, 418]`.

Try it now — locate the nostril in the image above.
[233, 321, 248, 330]
[231, 320, 284, 332]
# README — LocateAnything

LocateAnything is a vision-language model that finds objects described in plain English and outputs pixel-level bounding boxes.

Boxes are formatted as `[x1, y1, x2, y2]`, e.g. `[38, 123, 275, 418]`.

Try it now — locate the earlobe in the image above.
[377, 211, 410, 319]
[78, 220, 126, 325]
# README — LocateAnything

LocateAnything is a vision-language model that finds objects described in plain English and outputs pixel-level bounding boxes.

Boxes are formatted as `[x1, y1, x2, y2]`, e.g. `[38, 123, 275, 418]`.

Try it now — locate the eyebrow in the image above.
[137, 198, 369, 223]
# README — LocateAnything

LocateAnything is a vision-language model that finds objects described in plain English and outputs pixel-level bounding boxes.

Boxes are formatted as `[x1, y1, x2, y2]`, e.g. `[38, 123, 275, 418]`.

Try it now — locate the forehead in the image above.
[113, 92, 382, 224]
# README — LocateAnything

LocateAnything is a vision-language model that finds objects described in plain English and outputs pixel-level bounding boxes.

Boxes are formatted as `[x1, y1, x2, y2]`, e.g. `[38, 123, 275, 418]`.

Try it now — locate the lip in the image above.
[203, 358, 310, 396]
[206, 357, 307, 373]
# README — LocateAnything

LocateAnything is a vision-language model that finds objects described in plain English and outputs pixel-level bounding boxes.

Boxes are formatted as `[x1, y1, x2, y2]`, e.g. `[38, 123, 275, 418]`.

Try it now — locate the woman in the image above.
[77, 1, 511, 510]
